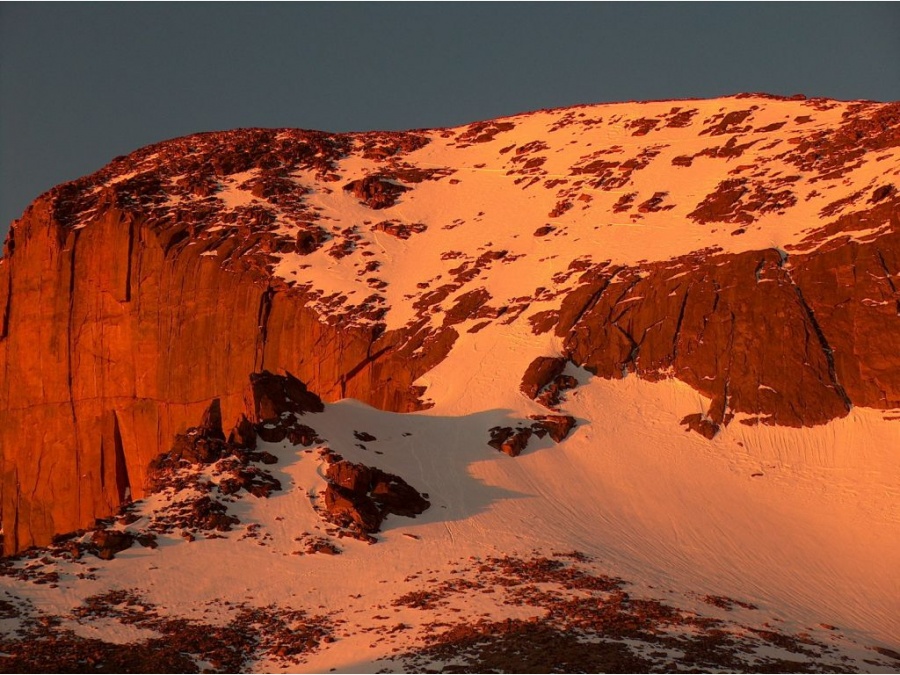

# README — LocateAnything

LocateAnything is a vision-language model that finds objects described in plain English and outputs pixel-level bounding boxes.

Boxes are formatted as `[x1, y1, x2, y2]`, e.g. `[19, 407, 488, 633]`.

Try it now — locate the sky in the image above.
[2, 3, 899, 237]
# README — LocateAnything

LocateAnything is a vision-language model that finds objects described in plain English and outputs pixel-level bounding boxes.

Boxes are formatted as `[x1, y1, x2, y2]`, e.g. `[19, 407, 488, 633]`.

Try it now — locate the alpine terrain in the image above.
[0, 93, 899, 672]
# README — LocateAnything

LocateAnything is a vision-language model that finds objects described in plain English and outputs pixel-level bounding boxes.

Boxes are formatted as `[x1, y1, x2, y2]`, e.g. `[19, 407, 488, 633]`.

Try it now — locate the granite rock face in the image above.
[1, 96, 899, 553]
[559, 231, 900, 428]
[0, 192, 452, 554]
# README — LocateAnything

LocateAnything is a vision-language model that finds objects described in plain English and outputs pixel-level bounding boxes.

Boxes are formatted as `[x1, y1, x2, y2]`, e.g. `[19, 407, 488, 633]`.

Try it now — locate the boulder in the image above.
[91, 530, 135, 560]
[323, 485, 383, 533]
[188, 496, 240, 532]
[322, 460, 429, 533]
[521, 357, 569, 400]
[370, 472, 431, 518]
[326, 461, 374, 493]
[343, 176, 409, 209]
[530, 415, 577, 442]
[488, 426, 534, 457]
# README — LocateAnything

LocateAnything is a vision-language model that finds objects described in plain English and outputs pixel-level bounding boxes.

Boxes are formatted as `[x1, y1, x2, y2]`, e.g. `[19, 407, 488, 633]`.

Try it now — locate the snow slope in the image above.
[1, 94, 899, 672]
[2, 344, 898, 670]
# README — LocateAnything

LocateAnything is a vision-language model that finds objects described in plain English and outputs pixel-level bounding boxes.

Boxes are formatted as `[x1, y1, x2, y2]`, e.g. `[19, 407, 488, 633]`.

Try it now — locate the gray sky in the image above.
[2, 3, 899, 237]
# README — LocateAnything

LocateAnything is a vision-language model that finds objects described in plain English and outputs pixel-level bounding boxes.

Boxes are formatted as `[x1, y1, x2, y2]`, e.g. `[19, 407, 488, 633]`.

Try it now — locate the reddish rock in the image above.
[91, 529, 134, 560]
[520, 357, 569, 400]
[369, 472, 430, 518]
[681, 413, 720, 440]
[295, 225, 329, 255]
[326, 461, 374, 493]
[529, 415, 577, 443]
[228, 414, 257, 449]
[323, 484, 383, 533]
[256, 423, 288, 444]
[323, 460, 429, 533]
[248, 370, 325, 423]
[488, 427, 533, 457]
[535, 375, 579, 410]
[562, 236, 900, 428]
[287, 423, 320, 447]
[146, 426, 229, 492]
[1, 102, 898, 555]
[219, 468, 281, 498]
[198, 399, 226, 441]
[444, 288, 491, 327]
[343, 176, 409, 209]
[372, 220, 427, 239]
[187, 496, 240, 532]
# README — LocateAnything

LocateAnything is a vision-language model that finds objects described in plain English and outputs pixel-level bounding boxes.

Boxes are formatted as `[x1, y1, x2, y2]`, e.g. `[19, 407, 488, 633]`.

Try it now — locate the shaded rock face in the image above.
[90, 530, 134, 561]
[322, 460, 430, 536]
[248, 370, 324, 422]
[554, 231, 900, 429]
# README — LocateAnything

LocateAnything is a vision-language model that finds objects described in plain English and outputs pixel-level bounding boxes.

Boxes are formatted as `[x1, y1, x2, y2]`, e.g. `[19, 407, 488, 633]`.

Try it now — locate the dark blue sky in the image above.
[2, 3, 899, 237]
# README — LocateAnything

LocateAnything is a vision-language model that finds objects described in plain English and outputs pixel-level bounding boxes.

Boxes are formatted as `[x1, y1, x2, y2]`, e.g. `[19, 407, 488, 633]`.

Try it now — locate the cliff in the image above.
[1, 94, 899, 553]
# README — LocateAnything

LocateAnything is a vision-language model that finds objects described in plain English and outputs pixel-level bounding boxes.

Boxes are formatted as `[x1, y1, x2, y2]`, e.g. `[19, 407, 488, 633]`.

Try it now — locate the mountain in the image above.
[0, 94, 898, 672]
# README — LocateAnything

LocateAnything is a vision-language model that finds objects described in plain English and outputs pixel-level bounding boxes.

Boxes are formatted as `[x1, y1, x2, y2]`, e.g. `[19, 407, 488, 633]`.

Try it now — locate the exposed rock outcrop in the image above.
[322, 460, 430, 536]
[489, 415, 578, 457]
[560, 234, 900, 428]
[0, 195, 454, 554]
[1, 96, 898, 554]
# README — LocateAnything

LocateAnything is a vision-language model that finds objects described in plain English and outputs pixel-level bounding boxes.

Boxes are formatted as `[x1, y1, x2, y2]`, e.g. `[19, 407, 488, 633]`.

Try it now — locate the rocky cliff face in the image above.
[1, 94, 899, 553]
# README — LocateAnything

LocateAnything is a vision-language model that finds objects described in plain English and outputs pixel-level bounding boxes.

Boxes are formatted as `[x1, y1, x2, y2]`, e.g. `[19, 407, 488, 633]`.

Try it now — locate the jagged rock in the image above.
[248, 371, 325, 423]
[372, 220, 427, 239]
[326, 461, 374, 493]
[303, 538, 341, 555]
[287, 423, 321, 447]
[489, 416, 576, 457]
[187, 496, 240, 532]
[521, 357, 569, 400]
[256, 422, 288, 444]
[145, 428, 229, 493]
[255, 451, 278, 465]
[199, 399, 226, 441]
[219, 468, 282, 498]
[91, 530, 134, 560]
[488, 426, 534, 457]
[444, 288, 491, 327]
[135, 533, 158, 549]
[295, 224, 329, 254]
[323, 485, 383, 534]
[530, 415, 577, 443]
[170, 430, 228, 465]
[343, 175, 409, 209]
[322, 460, 429, 534]
[0, 128, 455, 553]
[535, 375, 579, 409]
[228, 414, 257, 449]
[370, 473, 431, 518]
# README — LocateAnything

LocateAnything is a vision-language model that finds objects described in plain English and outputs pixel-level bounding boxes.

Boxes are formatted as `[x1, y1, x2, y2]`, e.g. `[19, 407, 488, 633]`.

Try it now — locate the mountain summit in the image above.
[0, 94, 898, 671]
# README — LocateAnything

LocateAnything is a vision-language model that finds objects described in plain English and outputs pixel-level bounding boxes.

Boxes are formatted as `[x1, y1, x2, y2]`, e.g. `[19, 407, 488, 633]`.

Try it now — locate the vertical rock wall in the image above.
[0, 199, 453, 554]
